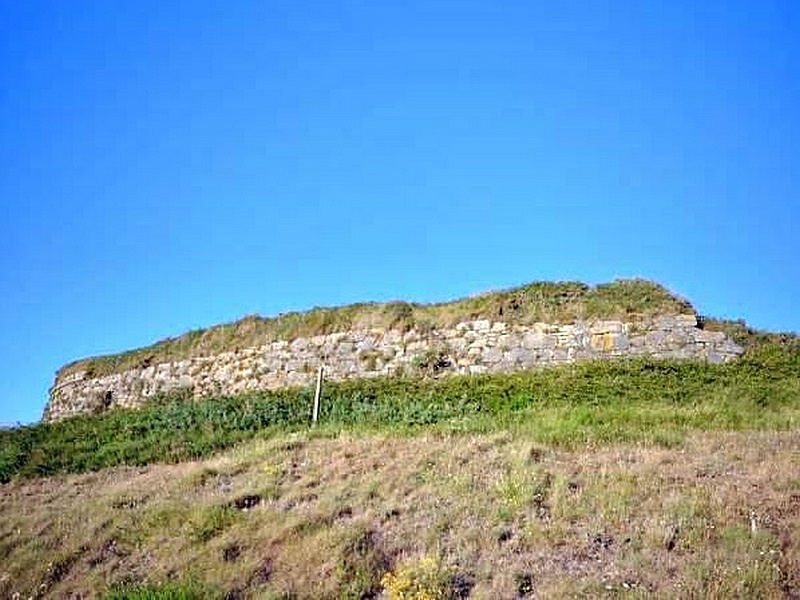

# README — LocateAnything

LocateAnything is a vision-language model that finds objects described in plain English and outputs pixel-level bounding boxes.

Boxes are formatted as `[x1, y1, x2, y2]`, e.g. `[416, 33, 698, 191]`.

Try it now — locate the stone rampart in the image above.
[43, 314, 743, 422]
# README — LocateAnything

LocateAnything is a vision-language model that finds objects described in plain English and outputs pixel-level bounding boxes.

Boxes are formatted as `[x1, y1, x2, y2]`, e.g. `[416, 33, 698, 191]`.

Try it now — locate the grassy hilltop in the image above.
[59, 279, 693, 379]
[2, 279, 799, 598]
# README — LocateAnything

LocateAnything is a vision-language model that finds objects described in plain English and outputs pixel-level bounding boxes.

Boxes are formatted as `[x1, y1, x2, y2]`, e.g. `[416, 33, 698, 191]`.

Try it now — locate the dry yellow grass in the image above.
[1, 430, 798, 598]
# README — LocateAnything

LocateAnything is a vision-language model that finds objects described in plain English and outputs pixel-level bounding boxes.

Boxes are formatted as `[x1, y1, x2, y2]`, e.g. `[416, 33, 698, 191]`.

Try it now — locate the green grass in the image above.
[59, 279, 692, 379]
[103, 580, 217, 600]
[3, 343, 798, 483]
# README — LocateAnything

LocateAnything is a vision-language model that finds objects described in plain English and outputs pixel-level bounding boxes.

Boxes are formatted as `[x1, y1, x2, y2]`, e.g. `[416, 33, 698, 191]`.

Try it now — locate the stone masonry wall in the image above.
[43, 314, 743, 422]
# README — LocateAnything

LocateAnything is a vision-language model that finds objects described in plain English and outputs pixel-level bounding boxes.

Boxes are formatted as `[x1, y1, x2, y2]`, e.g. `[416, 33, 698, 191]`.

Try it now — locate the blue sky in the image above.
[1, 1, 798, 425]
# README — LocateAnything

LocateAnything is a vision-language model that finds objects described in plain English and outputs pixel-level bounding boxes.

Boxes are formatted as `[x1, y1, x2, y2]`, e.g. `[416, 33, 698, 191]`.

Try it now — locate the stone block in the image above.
[719, 339, 744, 356]
[290, 338, 309, 351]
[522, 332, 555, 349]
[590, 332, 630, 352]
[608, 334, 629, 351]
[472, 319, 492, 332]
[467, 346, 482, 358]
[336, 341, 355, 354]
[482, 347, 504, 364]
[448, 337, 468, 352]
[506, 347, 534, 366]
[694, 330, 726, 344]
[589, 321, 625, 335]
[497, 334, 517, 350]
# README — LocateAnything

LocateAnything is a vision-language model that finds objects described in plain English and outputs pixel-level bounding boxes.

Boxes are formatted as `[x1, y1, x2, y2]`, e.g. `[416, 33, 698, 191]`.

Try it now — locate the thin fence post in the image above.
[312, 366, 324, 424]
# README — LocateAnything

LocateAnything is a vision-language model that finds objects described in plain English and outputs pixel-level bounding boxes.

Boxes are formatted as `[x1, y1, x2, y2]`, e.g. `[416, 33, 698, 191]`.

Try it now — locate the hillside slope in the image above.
[2, 429, 799, 599]
[2, 279, 798, 598]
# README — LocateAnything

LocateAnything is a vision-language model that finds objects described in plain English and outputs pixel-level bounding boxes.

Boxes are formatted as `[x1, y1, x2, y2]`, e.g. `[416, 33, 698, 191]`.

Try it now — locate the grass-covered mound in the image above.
[59, 279, 692, 379]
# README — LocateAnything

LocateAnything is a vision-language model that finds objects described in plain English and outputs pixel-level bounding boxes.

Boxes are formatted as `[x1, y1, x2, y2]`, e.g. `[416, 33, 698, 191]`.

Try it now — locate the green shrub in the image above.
[103, 580, 216, 600]
[412, 349, 451, 376]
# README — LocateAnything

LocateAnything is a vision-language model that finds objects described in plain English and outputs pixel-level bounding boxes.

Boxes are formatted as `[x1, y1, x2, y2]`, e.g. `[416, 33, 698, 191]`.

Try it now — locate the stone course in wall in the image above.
[43, 314, 743, 422]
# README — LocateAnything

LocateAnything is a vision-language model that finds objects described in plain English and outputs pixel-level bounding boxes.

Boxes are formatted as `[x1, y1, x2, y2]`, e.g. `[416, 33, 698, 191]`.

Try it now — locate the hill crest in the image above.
[44, 279, 748, 422]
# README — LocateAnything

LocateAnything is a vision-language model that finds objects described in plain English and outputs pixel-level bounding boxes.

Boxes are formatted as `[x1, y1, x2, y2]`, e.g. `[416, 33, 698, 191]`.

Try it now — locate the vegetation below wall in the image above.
[5, 342, 799, 484]
[2, 397, 800, 598]
[3, 330, 799, 598]
[59, 279, 693, 379]
[3, 430, 799, 598]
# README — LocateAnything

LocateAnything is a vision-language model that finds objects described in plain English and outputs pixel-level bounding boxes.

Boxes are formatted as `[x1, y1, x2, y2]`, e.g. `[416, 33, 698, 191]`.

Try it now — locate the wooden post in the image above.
[312, 366, 324, 424]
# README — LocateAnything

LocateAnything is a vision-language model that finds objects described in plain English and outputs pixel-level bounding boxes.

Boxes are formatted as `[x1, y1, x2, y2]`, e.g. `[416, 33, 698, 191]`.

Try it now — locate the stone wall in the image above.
[43, 314, 743, 422]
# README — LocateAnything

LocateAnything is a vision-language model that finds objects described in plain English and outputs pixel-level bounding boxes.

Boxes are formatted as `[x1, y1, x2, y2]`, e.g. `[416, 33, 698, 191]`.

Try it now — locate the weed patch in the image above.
[337, 527, 392, 598]
[189, 505, 238, 543]
[382, 555, 451, 600]
[103, 580, 217, 599]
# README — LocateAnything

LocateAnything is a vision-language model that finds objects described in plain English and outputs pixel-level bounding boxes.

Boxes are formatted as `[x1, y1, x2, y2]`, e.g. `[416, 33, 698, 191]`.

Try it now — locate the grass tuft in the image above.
[103, 580, 216, 600]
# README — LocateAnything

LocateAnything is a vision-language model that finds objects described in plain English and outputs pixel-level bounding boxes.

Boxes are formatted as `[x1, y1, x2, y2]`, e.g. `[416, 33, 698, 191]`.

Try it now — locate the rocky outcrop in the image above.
[43, 314, 743, 422]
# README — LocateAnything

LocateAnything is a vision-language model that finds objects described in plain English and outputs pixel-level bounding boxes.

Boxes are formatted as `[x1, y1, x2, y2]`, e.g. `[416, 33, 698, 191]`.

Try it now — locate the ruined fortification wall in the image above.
[44, 314, 743, 422]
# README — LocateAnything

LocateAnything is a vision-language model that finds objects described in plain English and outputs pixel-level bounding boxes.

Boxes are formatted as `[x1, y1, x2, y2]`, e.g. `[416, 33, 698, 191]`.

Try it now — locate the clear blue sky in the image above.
[1, 1, 798, 426]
